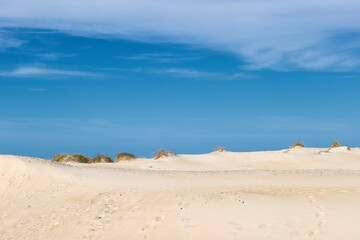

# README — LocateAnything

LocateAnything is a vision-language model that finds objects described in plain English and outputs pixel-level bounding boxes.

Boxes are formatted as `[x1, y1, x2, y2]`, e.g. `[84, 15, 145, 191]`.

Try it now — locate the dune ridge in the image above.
[1, 148, 360, 239]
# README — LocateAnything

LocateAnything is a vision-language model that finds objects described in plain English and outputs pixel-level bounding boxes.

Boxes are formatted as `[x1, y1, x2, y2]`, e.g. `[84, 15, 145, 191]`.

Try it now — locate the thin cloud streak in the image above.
[130, 67, 253, 80]
[29, 88, 47, 92]
[149, 68, 214, 78]
[0, 67, 100, 78]
[35, 53, 78, 60]
[117, 53, 200, 63]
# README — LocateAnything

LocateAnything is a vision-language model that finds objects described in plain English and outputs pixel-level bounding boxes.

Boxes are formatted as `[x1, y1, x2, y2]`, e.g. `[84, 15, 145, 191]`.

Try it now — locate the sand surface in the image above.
[1, 148, 360, 239]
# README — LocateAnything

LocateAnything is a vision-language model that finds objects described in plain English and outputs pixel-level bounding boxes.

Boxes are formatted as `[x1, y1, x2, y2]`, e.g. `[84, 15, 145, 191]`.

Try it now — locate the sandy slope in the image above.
[1, 148, 360, 240]
[107, 147, 360, 171]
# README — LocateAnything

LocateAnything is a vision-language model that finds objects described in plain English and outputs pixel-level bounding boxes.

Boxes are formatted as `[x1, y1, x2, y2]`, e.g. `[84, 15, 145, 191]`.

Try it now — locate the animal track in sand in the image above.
[307, 195, 326, 239]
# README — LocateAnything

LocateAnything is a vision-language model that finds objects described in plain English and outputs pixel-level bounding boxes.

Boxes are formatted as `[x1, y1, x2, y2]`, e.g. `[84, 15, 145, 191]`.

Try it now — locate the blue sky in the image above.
[0, 0, 360, 158]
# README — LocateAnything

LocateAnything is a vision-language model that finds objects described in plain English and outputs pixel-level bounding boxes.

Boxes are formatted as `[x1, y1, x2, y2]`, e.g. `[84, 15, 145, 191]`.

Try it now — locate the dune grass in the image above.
[330, 141, 341, 149]
[90, 155, 112, 163]
[329, 141, 351, 151]
[114, 153, 137, 163]
[52, 154, 90, 163]
[153, 148, 176, 160]
[213, 147, 227, 152]
[289, 141, 304, 149]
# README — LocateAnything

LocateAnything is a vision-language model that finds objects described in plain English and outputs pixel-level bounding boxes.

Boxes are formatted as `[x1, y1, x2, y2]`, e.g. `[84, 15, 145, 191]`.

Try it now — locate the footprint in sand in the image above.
[82, 193, 118, 239]
[155, 215, 165, 222]
[140, 215, 165, 239]
[307, 195, 326, 239]
[228, 220, 242, 239]
[177, 200, 197, 239]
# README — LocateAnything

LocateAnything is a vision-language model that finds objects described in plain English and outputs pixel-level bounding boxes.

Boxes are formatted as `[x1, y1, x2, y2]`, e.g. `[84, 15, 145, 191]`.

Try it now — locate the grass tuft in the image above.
[213, 147, 227, 152]
[114, 153, 137, 163]
[153, 148, 176, 160]
[289, 141, 304, 149]
[52, 154, 90, 163]
[90, 155, 112, 163]
[329, 141, 351, 151]
[330, 141, 341, 149]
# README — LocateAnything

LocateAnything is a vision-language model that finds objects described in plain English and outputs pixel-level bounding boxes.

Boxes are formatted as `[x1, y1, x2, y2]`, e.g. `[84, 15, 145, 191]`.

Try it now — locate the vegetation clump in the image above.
[153, 148, 176, 160]
[114, 153, 137, 163]
[329, 141, 351, 151]
[52, 154, 90, 163]
[52, 154, 68, 162]
[330, 141, 341, 149]
[90, 155, 112, 163]
[289, 141, 304, 149]
[213, 147, 228, 152]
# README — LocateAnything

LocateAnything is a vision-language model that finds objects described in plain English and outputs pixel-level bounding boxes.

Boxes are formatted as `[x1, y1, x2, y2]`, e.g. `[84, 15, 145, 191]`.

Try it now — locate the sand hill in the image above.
[1, 148, 360, 240]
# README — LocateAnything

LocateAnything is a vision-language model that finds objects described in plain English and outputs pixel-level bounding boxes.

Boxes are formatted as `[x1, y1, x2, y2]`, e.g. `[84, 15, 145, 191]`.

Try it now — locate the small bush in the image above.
[115, 153, 137, 163]
[90, 155, 112, 163]
[329, 141, 351, 150]
[52, 154, 90, 163]
[289, 141, 304, 149]
[330, 141, 341, 149]
[52, 154, 68, 162]
[153, 148, 176, 160]
[213, 147, 227, 152]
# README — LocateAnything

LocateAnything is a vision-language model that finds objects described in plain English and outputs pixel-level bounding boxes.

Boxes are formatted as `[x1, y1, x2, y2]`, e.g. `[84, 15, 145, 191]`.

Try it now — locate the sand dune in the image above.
[1, 148, 360, 239]
[99, 147, 360, 171]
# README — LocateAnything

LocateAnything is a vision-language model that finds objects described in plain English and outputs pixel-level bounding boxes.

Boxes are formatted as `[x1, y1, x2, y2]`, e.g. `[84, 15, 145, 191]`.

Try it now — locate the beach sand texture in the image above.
[1, 148, 360, 240]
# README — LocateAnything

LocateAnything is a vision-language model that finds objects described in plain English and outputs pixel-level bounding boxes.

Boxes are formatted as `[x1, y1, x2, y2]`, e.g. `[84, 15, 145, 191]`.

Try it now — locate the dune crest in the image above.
[2, 149, 360, 240]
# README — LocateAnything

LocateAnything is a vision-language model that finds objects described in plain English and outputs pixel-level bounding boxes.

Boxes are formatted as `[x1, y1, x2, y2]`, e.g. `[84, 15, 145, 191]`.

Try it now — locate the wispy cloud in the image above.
[0, 33, 24, 49]
[149, 68, 213, 78]
[0, 67, 100, 78]
[1, 0, 360, 71]
[29, 87, 47, 92]
[125, 67, 253, 80]
[35, 53, 78, 60]
[118, 53, 199, 63]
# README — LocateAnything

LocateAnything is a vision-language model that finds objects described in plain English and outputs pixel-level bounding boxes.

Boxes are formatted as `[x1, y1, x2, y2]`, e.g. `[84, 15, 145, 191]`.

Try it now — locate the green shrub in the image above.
[52, 154, 68, 162]
[114, 153, 137, 163]
[52, 154, 90, 163]
[90, 155, 112, 163]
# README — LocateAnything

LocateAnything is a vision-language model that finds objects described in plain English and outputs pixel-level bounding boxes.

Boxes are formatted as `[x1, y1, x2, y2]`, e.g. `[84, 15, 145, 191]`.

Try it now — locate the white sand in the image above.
[1, 148, 360, 239]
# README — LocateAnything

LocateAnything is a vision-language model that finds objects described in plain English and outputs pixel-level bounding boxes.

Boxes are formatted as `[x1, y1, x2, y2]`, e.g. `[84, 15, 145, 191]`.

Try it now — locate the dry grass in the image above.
[90, 155, 112, 163]
[329, 141, 351, 151]
[114, 153, 137, 163]
[52, 154, 90, 163]
[330, 141, 341, 149]
[153, 148, 176, 160]
[213, 147, 227, 152]
[52, 154, 68, 162]
[289, 141, 304, 149]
